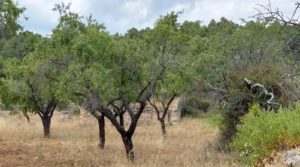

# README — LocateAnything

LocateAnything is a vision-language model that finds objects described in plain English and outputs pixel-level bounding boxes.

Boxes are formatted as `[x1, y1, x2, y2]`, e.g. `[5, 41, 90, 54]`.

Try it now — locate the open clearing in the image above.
[0, 112, 239, 167]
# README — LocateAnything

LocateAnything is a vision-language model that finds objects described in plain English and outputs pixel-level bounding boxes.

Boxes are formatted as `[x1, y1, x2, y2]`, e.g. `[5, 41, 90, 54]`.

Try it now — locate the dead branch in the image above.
[244, 78, 280, 107]
[254, 0, 300, 27]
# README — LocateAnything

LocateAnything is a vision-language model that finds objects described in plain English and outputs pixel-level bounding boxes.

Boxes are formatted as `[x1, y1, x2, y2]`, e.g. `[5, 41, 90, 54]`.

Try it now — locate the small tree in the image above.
[0, 45, 60, 137]
[148, 93, 178, 135]
[0, 3, 82, 137]
[145, 12, 192, 136]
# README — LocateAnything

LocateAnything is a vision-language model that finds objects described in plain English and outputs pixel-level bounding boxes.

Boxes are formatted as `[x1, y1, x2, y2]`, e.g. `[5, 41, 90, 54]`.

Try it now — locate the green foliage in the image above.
[0, 3, 83, 113]
[231, 104, 300, 165]
[0, 0, 25, 39]
[181, 106, 202, 117]
[217, 21, 299, 149]
[0, 31, 42, 59]
[218, 64, 290, 149]
[181, 96, 210, 117]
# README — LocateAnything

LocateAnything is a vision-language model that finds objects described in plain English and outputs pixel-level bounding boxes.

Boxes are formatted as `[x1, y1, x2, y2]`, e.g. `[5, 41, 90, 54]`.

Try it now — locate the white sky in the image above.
[16, 0, 298, 35]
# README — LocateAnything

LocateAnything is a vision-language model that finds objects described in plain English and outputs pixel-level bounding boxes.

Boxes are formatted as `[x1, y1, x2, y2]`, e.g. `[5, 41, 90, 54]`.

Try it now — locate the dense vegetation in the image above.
[0, 0, 300, 164]
[231, 104, 300, 165]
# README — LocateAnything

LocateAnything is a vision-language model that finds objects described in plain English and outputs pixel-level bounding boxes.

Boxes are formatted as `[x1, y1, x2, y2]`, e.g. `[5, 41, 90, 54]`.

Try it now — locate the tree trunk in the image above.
[41, 116, 51, 137]
[122, 135, 134, 161]
[119, 114, 124, 128]
[98, 114, 105, 149]
[159, 118, 166, 136]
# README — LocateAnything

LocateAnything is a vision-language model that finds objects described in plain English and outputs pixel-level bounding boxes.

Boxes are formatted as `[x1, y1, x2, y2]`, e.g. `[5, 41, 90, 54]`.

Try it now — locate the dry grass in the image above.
[0, 112, 241, 167]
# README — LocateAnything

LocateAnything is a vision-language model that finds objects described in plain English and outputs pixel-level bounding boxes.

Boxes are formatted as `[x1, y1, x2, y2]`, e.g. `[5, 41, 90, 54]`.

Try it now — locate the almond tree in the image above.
[0, 3, 83, 137]
[0, 39, 62, 137]
[62, 34, 166, 160]
[145, 12, 193, 136]
[58, 13, 189, 160]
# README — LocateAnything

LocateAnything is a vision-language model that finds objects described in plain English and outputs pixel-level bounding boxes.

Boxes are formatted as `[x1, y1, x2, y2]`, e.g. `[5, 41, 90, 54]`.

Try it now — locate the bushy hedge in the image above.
[231, 104, 300, 165]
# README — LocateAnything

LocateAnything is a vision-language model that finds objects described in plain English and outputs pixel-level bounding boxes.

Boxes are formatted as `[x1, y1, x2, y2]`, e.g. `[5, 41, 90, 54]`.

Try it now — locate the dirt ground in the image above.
[0, 112, 240, 167]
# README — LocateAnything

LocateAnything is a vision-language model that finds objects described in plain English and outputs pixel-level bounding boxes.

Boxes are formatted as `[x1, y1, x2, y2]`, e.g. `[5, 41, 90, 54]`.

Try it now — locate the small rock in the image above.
[285, 150, 299, 160]
[285, 156, 300, 167]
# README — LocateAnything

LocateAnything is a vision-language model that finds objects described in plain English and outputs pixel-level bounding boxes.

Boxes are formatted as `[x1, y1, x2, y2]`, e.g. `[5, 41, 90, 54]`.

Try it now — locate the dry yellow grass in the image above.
[0, 112, 241, 167]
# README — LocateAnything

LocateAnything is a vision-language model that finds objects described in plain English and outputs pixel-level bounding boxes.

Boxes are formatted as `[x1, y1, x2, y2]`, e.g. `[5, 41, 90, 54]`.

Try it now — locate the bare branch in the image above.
[244, 78, 280, 107]
[254, 1, 300, 27]
[162, 93, 177, 119]
[148, 98, 161, 120]
[106, 96, 122, 107]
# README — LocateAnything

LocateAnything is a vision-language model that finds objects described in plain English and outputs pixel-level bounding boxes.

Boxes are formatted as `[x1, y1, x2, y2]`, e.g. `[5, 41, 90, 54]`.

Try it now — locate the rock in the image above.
[285, 156, 300, 167]
[285, 150, 299, 160]
[283, 147, 300, 167]
[263, 147, 300, 167]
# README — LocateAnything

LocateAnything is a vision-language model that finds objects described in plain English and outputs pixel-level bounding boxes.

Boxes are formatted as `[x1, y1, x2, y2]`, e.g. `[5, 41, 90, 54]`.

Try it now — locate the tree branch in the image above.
[162, 93, 177, 119]
[148, 98, 161, 120]
[254, 1, 300, 27]
[244, 78, 280, 106]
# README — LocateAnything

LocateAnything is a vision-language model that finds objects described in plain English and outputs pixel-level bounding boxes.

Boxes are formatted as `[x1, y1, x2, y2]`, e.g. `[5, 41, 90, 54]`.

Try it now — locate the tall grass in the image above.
[0, 112, 239, 167]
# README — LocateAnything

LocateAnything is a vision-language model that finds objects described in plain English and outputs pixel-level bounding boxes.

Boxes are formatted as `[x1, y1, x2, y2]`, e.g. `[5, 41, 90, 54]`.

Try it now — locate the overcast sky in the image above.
[17, 0, 298, 36]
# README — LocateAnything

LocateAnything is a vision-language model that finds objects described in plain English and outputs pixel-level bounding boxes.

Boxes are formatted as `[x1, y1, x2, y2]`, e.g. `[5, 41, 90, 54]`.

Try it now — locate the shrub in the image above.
[218, 90, 253, 149]
[181, 106, 202, 117]
[181, 96, 211, 118]
[218, 63, 298, 149]
[231, 104, 300, 165]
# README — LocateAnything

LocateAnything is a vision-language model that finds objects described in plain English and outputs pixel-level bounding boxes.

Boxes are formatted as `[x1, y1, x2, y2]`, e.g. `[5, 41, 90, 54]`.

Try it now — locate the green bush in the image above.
[183, 97, 210, 111]
[218, 64, 296, 149]
[181, 106, 202, 117]
[231, 104, 300, 165]
[181, 96, 211, 118]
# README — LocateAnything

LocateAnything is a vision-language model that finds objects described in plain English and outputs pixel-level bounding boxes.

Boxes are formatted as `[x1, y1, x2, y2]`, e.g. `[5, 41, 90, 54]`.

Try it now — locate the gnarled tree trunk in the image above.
[36, 99, 57, 138]
[121, 134, 134, 161]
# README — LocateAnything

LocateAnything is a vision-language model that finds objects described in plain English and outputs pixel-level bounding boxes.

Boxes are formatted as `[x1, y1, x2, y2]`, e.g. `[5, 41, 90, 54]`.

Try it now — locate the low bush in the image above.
[181, 96, 211, 118]
[231, 104, 300, 165]
[181, 106, 202, 117]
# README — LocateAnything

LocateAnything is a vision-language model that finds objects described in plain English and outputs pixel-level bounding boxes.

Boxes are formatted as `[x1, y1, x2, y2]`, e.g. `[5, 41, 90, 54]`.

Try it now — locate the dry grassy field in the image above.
[0, 112, 240, 167]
